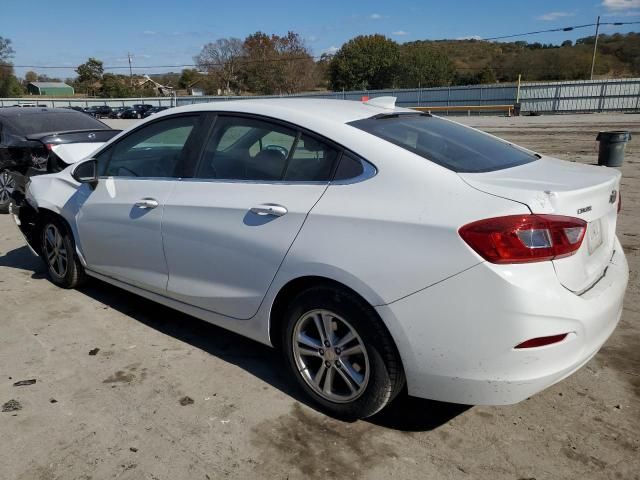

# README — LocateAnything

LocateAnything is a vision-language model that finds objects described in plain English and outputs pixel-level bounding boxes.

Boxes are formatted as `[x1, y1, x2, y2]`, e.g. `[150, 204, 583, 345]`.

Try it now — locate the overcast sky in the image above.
[2, 0, 640, 78]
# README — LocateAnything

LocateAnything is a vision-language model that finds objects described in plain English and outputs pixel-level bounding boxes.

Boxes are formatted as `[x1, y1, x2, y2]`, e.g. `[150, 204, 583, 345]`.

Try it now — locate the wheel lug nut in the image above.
[319, 349, 324, 355]
[324, 340, 330, 347]
[325, 361, 331, 368]
[335, 361, 341, 368]
[335, 348, 341, 355]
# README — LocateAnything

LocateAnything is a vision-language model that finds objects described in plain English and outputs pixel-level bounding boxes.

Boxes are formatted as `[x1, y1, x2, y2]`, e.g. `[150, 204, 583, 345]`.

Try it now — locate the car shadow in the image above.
[1, 245, 469, 431]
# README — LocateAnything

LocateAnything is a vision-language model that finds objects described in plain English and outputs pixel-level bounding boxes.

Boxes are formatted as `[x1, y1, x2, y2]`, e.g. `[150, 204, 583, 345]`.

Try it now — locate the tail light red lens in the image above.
[459, 214, 587, 264]
[515, 334, 568, 349]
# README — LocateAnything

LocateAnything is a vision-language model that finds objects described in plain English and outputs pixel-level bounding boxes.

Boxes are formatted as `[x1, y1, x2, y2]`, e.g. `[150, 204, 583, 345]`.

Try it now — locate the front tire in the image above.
[282, 285, 405, 419]
[40, 217, 86, 288]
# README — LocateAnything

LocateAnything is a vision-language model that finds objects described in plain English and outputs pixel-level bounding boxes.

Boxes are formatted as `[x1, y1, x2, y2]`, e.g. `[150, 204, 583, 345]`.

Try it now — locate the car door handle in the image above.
[250, 204, 288, 217]
[134, 198, 159, 209]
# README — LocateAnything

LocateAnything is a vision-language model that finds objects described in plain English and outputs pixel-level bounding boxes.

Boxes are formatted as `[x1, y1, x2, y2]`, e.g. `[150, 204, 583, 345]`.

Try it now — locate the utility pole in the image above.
[128, 52, 133, 86]
[590, 16, 600, 80]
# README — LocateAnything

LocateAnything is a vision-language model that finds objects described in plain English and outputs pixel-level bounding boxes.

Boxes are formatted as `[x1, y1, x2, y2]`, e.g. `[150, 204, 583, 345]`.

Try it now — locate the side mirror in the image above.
[72, 159, 98, 187]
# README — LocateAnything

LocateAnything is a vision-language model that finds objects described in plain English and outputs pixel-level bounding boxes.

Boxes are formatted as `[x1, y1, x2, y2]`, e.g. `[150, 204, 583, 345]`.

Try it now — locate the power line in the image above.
[9, 20, 640, 71]
[483, 20, 640, 41]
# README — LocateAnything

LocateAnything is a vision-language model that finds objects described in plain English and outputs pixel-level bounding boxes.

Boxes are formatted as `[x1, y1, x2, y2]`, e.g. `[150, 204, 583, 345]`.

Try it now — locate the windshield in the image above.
[348, 114, 537, 173]
[7, 112, 108, 136]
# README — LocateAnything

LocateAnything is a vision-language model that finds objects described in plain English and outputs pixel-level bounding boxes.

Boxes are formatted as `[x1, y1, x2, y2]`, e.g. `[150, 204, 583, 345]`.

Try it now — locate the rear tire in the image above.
[40, 216, 86, 289]
[0, 169, 15, 214]
[282, 285, 405, 419]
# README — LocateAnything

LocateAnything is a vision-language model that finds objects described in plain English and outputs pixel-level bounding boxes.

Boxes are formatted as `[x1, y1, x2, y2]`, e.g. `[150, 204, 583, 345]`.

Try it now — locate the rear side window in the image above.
[348, 114, 537, 173]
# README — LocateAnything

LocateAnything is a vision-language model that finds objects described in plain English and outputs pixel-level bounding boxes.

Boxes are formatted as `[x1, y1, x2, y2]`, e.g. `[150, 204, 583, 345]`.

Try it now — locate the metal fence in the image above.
[2, 78, 639, 114]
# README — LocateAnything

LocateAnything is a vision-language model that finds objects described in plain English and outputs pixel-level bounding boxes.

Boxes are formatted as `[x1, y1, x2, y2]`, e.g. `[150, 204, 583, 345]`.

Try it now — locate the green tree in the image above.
[75, 57, 104, 95]
[0, 36, 22, 97]
[328, 35, 400, 90]
[397, 43, 454, 88]
[240, 32, 280, 94]
[100, 73, 134, 97]
[178, 68, 201, 89]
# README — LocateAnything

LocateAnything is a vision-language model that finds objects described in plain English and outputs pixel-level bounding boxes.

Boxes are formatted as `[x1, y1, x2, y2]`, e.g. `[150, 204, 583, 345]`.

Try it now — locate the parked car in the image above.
[142, 106, 168, 118]
[66, 106, 86, 113]
[108, 106, 129, 119]
[120, 104, 154, 119]
[84, 105, 113, 119]
[11, 98, 628, 418]
[0, 107, 120, 212]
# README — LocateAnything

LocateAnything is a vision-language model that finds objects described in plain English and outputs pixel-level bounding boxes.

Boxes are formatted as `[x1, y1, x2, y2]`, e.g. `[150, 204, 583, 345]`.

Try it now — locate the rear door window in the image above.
[196, 116, 338, 182]
[348, 114, 537, 173]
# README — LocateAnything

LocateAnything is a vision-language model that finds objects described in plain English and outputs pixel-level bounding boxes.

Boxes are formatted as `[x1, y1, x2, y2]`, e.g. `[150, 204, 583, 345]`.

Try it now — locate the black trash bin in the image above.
[596, 131, 631, 167]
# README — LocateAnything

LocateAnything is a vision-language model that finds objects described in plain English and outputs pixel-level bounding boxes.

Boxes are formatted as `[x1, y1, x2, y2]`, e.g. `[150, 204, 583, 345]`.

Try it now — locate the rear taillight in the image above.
[459, 214, 587, 264]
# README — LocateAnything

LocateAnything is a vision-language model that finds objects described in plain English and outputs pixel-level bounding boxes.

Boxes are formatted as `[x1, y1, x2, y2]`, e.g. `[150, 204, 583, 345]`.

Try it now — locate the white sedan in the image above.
[12, 98, 628, 418]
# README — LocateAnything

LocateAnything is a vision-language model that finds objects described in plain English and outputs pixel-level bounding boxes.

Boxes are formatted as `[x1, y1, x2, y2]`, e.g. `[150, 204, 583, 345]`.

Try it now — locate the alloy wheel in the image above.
[0, 170, 15, 205]
[42, 224, 68, 278]
[292, 309, 370, 403]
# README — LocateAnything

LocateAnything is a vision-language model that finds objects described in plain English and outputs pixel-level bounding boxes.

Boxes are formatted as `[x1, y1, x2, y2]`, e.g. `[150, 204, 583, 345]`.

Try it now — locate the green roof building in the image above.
[27, 82, 75, 96]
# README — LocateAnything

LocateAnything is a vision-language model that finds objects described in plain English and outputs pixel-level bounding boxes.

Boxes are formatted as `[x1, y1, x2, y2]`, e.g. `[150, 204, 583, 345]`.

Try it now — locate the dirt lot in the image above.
[1, 113, 638, 480]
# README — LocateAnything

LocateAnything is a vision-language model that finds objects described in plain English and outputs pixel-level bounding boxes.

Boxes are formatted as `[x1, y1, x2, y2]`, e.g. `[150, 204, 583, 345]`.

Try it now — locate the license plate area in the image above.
[587, 219, 603, 255]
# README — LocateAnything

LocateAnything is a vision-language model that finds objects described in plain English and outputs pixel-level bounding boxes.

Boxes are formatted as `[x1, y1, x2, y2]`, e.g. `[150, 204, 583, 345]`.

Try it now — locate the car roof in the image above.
[156, 98, 414, 131]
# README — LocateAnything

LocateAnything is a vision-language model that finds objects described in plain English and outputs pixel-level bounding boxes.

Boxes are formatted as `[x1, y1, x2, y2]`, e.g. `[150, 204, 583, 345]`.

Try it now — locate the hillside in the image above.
[406, 32, 640, 84]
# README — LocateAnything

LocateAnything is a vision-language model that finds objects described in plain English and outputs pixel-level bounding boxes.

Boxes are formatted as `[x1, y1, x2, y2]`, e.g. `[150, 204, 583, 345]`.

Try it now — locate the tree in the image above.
[397, 43, 453, 88]
[328, 35, 400, 90]
[25, 71, 38, 82]
[75, 57, 104, 95]
[240, 32, 279, 94]
[0, 36, 14, 63]
[100, 73, 134, 97]
[195, 38, 244, 94]
[275, 32, 317, 94]
[0, 36, 22, 97]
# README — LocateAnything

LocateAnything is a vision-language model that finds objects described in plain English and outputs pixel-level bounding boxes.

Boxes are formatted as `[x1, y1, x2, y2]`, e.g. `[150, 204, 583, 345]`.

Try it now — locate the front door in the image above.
[76, 114, 202, 293]
[162, 115, 340, 319]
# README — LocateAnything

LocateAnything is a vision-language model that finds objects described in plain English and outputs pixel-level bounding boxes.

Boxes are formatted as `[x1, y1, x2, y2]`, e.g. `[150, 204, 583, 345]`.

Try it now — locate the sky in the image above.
[2, 0, 640, 79]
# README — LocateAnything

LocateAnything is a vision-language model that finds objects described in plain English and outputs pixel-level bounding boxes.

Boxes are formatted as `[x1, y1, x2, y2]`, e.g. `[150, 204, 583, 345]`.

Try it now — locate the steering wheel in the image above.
[264, 144, 289, 158]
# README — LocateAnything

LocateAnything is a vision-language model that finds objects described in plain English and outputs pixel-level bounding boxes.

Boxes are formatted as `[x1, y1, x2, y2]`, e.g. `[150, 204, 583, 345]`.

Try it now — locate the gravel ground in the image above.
[0, 113, 638, 480]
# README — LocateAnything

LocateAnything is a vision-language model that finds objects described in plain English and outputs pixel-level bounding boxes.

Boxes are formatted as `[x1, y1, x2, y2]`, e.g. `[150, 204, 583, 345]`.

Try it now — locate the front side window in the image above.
[349, 114, 537, 173]
[102, 115, 198, 178]
[196, 116, 338, 182]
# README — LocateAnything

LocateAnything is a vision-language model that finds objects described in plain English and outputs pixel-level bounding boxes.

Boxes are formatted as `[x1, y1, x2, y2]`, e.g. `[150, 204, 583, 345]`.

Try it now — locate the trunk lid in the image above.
[27, 129, 120, 166]
[459, 156, 621, 292]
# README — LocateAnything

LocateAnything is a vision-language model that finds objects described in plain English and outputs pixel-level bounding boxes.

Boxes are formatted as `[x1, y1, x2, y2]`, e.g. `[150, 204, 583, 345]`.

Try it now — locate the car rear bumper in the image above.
[375, 237, 628, 405]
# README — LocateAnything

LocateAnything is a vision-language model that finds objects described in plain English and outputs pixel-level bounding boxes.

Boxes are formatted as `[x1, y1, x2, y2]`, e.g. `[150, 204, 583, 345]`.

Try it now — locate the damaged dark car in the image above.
[0, 107, 120, 212]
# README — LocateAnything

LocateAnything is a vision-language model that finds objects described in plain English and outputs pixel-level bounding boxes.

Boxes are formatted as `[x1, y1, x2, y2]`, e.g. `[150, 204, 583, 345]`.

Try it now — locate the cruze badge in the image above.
[577, 206, 592, 215]
[88, 133, 96, 139]
[609, 190, 617, 204]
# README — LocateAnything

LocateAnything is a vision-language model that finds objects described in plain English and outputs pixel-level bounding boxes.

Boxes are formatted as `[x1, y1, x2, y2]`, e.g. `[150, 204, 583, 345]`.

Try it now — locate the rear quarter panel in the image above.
[276, 139, 531, 306]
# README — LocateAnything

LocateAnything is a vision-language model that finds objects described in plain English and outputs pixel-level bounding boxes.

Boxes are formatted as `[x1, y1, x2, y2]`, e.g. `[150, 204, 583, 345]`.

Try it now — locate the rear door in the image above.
[162, 114, 339, 319]
[76, 114, 203, 293]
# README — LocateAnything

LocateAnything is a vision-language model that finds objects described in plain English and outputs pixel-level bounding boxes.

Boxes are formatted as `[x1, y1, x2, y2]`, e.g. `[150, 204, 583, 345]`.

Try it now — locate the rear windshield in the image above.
[348, 114, 537, 173]
[7, 112, 107, 136]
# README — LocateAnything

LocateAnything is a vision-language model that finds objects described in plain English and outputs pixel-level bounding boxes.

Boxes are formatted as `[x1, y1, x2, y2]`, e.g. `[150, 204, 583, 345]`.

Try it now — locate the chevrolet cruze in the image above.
[11, 98, 628, 418]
